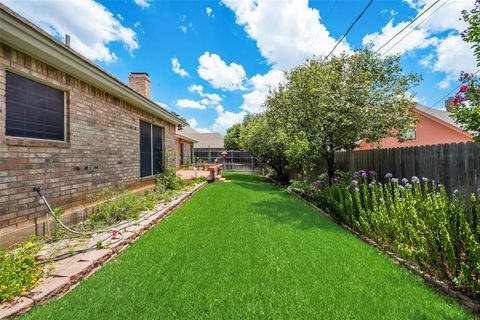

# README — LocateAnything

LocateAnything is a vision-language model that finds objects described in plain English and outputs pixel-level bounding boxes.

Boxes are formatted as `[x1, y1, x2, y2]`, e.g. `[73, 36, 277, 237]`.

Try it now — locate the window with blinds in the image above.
[6, 71, 65, 141]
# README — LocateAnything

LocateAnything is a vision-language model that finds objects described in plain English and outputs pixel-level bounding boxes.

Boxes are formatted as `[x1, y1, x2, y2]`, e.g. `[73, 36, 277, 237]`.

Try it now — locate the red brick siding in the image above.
[0, 44, 176, 240]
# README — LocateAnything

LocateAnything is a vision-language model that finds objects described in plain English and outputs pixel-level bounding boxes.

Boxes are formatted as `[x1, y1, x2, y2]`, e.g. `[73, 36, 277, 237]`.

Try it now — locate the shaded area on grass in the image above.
[22, 173, 473, 319]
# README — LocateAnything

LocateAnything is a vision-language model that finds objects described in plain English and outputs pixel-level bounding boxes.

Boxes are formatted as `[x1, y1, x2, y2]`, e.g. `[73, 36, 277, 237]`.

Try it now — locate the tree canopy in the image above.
[449, 2, 480, 141]
[241, 49, 420, 182]
[224, 123, 243, 150]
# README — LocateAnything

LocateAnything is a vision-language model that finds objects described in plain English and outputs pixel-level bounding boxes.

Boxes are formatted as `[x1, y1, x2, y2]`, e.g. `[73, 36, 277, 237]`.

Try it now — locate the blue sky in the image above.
[3, 0, 477, 133]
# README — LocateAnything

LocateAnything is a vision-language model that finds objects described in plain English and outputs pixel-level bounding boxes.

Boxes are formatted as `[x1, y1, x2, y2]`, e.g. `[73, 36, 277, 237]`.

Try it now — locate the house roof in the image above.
[0, 4, 188, 127]
[415, 104, 461, 129]
[178, 127, 224, 149]
[175, 128, 198, 143]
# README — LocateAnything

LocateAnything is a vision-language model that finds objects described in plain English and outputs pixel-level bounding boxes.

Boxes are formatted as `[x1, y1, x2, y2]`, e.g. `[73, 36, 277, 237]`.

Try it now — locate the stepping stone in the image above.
[29, 277, 70, 304]
[52, 260, 93, 285]
[77, 249, 112, 267]
[0, 297, 33, 319]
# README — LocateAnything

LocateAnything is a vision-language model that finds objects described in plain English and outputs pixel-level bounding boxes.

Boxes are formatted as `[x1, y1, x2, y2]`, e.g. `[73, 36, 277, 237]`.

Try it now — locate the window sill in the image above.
[6, 137, 70, 148]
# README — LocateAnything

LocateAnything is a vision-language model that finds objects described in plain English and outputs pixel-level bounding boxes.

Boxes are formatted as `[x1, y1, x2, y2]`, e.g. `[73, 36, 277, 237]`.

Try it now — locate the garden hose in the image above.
[33, 186, 124, 264]
[32, 185, 182, 264]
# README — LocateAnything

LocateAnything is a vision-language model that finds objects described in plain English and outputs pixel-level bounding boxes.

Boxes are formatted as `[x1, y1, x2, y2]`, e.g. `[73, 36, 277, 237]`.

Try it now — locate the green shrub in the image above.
[290, 171, 480, 299]
[0, 237, 43, 302]
[156, 168, 183, 190]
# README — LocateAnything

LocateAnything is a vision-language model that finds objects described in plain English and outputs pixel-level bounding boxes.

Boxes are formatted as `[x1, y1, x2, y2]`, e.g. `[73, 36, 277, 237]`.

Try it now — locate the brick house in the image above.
[0, 5, 188, 246]
[356, 104, 473, 151]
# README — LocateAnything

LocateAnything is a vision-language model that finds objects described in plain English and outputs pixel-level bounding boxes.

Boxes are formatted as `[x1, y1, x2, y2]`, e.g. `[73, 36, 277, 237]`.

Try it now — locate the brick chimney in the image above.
[128, 72, 151, 99]
[445, 97, 455, 111]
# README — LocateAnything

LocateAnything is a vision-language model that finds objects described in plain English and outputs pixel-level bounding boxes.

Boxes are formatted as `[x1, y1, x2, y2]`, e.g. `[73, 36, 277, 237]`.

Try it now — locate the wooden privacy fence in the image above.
[315, 142, 480, 196]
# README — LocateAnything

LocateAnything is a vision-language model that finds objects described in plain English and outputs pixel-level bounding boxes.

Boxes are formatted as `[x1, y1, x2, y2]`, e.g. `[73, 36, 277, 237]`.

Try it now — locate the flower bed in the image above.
[0, 239, 43, 302]
[288, 171, 480, 300]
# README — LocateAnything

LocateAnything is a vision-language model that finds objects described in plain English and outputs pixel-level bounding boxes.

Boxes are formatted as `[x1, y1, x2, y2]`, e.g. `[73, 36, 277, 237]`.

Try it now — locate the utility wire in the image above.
[323, 0, 374, 62]
[304, 0, 339, 59]
[374, 0, 441, 54]
[381, 0, 449, 56]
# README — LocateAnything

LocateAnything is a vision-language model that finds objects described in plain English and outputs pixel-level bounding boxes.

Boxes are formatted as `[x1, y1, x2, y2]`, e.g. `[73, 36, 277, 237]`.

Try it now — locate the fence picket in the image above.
[309, 142, 479, 196]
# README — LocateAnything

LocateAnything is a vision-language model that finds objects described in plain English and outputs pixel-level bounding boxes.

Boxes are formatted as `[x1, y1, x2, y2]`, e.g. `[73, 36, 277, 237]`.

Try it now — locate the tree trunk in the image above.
[326, 152, 336, 185]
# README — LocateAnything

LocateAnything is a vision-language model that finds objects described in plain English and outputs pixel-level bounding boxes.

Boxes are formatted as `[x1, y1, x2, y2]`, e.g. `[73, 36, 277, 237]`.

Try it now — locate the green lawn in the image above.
[23, 174, 473, 319]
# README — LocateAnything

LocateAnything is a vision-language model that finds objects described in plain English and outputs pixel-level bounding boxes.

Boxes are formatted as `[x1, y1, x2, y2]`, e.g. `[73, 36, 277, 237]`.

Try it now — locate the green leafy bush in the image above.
[0, 238, 43, 302]
[156, 168, 183, 190]
[290, 171, 480, 299]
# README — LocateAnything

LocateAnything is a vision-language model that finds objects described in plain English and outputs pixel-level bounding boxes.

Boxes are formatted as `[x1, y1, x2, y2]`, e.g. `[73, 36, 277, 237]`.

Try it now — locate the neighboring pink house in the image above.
[356, 104, 473, 151]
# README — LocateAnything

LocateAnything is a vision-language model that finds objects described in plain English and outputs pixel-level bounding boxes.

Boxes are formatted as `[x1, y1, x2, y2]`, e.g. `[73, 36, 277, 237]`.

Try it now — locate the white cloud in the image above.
[362, 19, 437, 55]
[188, 118, 211, 133]
[198, 52, 247, 91]
[171, 57, 190, 78]
[433, 34, 476, 88]
[364, 0, 476, 88]
[403, 0, 469, 33]
[241, 69, 285, 113]
[2, 0, 139, 63]
[187, 84, 222, 105]
[175, 99, 206, 110]
[206, 7, 214, 18]
[117, 13, 124, 20]
[188, 84, 204, 94]
[221, 0, 350, 70]
[155, 101, 169, 110]
[133, 21, 141, 28]
[212, 105, 247, 133]
[179, 16, 193, 34]
[204, 93, 222, 104]
[133, 0, 150, 9]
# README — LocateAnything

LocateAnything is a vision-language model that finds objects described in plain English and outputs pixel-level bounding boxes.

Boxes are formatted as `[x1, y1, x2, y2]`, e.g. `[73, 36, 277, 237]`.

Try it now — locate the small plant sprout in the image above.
[96, 240, 103, 250]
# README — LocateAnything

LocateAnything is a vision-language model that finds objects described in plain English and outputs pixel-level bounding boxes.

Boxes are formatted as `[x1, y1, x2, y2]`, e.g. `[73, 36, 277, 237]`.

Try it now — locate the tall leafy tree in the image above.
[244, 49, 419, 182]
[449, 2, 480, 141]
[240, 114, 290, 182]
[224, 123, 243, 150]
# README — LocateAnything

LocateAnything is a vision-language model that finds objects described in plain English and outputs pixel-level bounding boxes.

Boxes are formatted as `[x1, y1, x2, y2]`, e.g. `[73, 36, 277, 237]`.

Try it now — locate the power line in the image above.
[304, 0, 339, 59]
[381, 0, 449, 56]
[323, 0, 374, 62]
[374, 0, 441, 54]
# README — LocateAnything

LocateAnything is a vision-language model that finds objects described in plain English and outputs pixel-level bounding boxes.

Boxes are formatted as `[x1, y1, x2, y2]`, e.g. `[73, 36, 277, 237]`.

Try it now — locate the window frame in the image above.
[5, 69, 68, 143]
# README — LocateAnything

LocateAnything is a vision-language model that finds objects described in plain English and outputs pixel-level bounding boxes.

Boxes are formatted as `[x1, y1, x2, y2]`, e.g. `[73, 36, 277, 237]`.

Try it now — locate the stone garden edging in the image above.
[267, 178, 480, 316]
[0, 182, 207, 320]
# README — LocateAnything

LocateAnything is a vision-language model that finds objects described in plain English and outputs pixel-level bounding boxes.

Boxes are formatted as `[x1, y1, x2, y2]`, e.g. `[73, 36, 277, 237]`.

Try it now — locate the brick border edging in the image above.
[0, 182, 208, 320]
[266, 178, 480, 316]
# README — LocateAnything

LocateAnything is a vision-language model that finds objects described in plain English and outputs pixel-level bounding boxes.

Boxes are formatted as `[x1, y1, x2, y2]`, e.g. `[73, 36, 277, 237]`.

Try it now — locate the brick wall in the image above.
[0, 44, 176, 246]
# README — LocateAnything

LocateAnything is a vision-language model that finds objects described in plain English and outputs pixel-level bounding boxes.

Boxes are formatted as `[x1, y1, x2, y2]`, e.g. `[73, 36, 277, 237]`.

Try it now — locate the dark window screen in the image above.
[180, 142, 184, 166]
[152, 125, 164, 175]
[6, 71, 65, 141]
[140, 121, 164, 177]
[140, 121, 152, 177]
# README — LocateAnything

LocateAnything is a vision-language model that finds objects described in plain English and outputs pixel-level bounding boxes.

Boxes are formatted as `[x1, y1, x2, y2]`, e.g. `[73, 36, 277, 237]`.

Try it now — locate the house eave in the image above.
[0, 5, 188, 127]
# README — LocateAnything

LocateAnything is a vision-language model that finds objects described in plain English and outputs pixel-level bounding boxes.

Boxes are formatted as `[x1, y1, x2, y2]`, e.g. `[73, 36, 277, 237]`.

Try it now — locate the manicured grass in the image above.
[23, 174, 473, 319]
